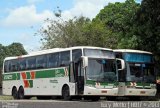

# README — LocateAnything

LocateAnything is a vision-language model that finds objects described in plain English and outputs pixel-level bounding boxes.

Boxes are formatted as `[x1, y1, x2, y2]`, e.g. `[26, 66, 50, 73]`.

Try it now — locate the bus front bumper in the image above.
[83, 86, 118, 96]
[124, 88, 157, 96]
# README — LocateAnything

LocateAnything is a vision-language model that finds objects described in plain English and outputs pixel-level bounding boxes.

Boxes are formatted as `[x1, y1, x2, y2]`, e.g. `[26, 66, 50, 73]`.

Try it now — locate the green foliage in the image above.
[94, 0, 140, 49]
[133, 0, 160, 73]
[40, 16, 91, 49]
[135, 0, 160, 54]
[83, 19, 118, 48]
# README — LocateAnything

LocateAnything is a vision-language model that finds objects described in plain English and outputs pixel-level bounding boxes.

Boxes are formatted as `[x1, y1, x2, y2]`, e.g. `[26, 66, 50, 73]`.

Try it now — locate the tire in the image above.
[12, 87, 18, 99]
[62, 85, 71, 100]
[18, 87, 25, 99]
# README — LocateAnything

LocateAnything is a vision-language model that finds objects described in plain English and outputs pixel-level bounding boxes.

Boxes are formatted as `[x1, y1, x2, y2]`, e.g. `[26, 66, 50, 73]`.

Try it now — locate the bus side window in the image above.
[36, 55, 47, 69]
[11, 60, 19, 72]
[4, 61, 9, 72]
[47, 53, 59, 68]
[19, 58, 26, 71]
[26, 57, 36, 70]
[59, 51, 70, 67]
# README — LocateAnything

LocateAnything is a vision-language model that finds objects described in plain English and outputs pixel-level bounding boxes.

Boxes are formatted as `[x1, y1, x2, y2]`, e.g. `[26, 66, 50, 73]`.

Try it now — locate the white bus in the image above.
[2, 46, 123, 100]
[114, 49, 157, 99]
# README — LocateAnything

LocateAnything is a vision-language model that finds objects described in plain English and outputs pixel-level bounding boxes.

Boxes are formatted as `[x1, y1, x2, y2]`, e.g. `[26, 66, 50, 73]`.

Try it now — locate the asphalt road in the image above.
[0, 100, 102, 108]
[0, 100, 160, 108]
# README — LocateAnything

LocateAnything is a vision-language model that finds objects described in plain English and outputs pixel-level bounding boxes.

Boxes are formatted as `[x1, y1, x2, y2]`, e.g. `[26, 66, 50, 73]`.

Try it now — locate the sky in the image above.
[0, 0, 141, 52]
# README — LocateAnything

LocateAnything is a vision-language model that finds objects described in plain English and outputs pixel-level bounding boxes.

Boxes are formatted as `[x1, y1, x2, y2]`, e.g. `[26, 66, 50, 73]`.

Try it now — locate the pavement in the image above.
[0, 100, 160, 108]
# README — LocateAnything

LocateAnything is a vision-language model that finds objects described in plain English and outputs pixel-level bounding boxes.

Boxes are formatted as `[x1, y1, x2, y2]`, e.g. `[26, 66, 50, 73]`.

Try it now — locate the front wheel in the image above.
[62, 85, 71, 100]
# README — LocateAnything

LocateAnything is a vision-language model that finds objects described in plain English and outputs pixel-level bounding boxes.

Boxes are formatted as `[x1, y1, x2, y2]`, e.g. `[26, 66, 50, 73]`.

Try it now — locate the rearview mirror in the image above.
[82, 56, 88, 68]
[116, 58, 125, 71]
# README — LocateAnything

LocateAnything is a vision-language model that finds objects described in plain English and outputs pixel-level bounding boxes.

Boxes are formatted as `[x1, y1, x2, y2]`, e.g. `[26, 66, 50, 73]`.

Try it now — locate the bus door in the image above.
[74, 60, 84, 95]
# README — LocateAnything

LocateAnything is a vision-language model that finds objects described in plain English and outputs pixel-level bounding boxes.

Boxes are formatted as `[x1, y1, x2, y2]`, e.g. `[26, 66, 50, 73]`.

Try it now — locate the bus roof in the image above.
[113, 49, 152, 54]
[4, 46, 112, 61]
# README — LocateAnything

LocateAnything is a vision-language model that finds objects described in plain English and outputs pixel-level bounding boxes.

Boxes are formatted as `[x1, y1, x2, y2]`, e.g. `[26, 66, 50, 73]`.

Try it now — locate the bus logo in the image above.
[4, 75, 12, 80]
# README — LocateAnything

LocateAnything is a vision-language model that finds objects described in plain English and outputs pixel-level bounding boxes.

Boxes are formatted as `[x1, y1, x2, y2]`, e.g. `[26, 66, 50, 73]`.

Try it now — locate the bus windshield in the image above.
[86, 58, 117, 82]
[129, 63, 155, 83]
[123, 52, 155, 83]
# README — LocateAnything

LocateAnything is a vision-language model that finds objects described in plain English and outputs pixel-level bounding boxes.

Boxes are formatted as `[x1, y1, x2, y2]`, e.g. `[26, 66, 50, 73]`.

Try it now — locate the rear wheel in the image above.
[12, 87, 18, 99]
[18, 87, 25, 99]
[62, 85, 71, 100]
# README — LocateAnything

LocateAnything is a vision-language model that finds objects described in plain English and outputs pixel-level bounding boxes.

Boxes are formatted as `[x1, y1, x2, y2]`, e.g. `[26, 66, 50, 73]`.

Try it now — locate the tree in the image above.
[94, 0, 140, 49]
[83, 19, 118, 48]
[133, 0, 160, 73]
[39, 16, 91, 49]
[6, 43, 27, 56]
[135, 0, 160, 54]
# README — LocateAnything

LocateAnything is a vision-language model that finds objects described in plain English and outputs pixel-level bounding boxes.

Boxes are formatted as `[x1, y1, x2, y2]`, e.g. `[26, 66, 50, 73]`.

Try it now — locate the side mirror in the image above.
[82, 56, 88, 68]
[116, 58, 125, 71]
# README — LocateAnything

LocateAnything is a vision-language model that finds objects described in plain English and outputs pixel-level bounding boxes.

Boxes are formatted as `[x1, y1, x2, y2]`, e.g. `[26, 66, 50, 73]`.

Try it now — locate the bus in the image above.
[114, 49, 157, 99]
[2, 46, 124, 100]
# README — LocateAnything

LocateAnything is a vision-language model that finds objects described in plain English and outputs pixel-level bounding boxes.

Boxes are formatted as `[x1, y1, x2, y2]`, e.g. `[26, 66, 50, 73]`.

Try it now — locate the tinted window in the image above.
[11, 59, 19, 72]
[26, 57, 36, 70]
[59, 51, 70, 67]
[4, 61, 11, 72]
[36, 55, 47, 69]
[19, 58, 27, 71]
[48, 53, 59, 68]
[72, 49, 82, 62]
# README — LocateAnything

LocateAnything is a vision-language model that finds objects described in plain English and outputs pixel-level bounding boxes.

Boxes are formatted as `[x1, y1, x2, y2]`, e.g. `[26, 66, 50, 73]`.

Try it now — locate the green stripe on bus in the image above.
[35, 68, 65, 78]
[16, 73, 20, 80]
[3, 73, 20, 81]
[3, 68, 66, 81]
[28, 80, 33, 88]
[26, 72, 31, 79]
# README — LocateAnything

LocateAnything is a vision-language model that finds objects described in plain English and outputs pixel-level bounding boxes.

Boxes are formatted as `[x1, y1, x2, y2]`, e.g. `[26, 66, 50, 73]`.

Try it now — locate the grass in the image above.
[0, 96, 37, 100]
[0, 96, 13, 100]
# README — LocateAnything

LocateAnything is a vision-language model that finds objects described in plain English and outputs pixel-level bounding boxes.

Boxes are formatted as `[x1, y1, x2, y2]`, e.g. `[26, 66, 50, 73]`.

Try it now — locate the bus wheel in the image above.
[18, 86, 24, 99]
[62, 85, 71, 100]
[12, 87, 18, 99]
